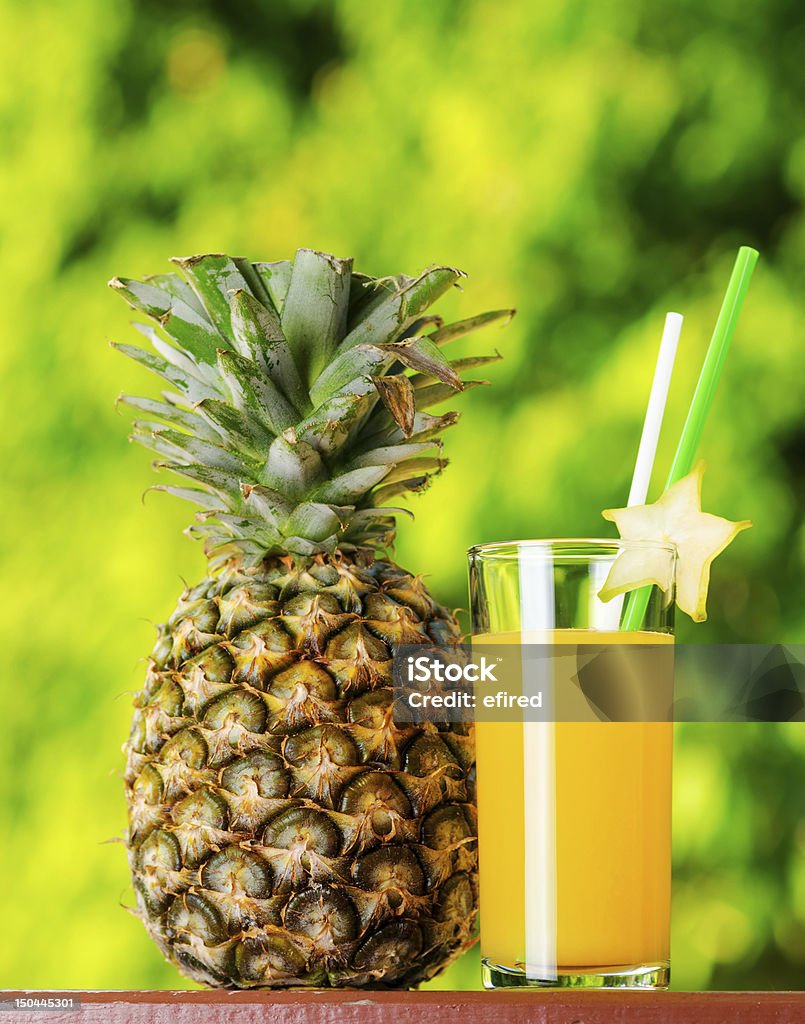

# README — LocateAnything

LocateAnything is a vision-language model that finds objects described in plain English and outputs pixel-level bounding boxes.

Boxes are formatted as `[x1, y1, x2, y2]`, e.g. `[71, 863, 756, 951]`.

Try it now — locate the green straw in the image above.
[620, 245, 759, 631]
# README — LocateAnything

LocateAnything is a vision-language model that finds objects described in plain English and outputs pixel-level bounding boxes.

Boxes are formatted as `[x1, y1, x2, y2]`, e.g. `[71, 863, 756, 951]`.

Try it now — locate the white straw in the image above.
[626, 311, 683, 507]
[594, 311, 682, 626]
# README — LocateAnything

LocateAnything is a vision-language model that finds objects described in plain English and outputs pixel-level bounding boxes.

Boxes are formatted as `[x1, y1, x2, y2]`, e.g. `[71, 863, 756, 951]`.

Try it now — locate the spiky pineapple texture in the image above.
[114, 250, 512, 988]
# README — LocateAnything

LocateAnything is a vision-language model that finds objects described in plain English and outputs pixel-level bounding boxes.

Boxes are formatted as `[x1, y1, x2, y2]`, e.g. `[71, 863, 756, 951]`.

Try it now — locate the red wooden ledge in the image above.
[3, 990, 805, 1024]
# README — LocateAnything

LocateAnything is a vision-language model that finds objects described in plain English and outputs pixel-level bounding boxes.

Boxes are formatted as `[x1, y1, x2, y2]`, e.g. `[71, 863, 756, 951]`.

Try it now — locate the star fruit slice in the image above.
[598, 462, 751, 622]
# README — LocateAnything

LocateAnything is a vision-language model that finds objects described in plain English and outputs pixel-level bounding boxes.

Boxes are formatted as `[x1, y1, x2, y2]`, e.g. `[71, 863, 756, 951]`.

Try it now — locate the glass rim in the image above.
[467, 537, 677, 561]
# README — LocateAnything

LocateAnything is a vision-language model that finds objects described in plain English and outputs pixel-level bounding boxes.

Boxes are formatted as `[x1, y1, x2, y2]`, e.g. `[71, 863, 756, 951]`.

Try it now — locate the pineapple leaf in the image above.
[116, 393, 219, 440]
[310, 335, 464, 408]
[130, 422, 177, 460]
[141, 427, 251, 475]
[372, 375, 416, 436]
[281, 249, 353, 385]
[233, 257, 273, 306]
[347, 505, 414, 523]
[216, 350, 296, 435]
[336, 266, 466, 356]
[312, 465, 391, 504]
[415, 378, 488, 410]
[134, 323, 214, 384]
[241, 483, 293, 526]
[158, 309, 226, 365]
[408, 352, 502, 387]
[171, 254, 254, 337]
[282, 502, 344, 542]
[282, 534, 339, 556]
[401, 411, 461, 443]
[230, 287, 283, 349]
[380, 335, 463, 390]
[203, 510, 268, 532]
[308, 344, 390, 406]
[109, 276, 224, 364]
[399, 314, 445, 340]
[193, 398, 274, 452]
[109, 276, 181, 318]
[347, 443, 436, 469]
[343, 519, 396, 547]
[448, 352, 503, 372]
[261, 435, 325, 499]
[157, 460, 245, 497]
[360, 410, 461, 448]
[185, 521, 226, 540]
[253, 260, 292, 314]
[142, 273, 206, 316]
[149, 485, 225, 511]
[429, 308, 516, 345]
[371, 476, 431, 504]
[346, 273, 409, 329]
[203, 512, 285, 552]
[230, 290, 308, 413]
[295, 385, 377, 456]
[111, 342, 217, 402]
[381, 457, 446, 486]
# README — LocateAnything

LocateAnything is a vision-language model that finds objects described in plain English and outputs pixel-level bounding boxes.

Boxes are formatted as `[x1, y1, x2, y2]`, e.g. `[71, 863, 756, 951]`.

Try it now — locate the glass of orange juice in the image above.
[468, 539, 676, 989]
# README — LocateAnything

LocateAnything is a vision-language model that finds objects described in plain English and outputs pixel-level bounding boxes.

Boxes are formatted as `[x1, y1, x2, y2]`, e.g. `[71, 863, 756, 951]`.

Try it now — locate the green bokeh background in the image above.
[2, 0, 804, 992]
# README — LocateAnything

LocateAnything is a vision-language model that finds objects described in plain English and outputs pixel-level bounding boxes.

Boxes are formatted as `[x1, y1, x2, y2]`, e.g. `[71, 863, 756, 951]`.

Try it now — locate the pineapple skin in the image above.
[125, 550, 477, 989]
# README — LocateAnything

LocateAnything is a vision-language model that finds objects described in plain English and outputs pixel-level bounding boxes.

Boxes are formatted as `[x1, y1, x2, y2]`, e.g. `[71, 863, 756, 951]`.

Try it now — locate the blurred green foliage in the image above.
[1, 0, 803, 994]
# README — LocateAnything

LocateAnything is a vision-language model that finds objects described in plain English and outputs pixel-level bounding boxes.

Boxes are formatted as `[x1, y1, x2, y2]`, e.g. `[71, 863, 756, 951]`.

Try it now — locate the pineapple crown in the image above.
[111, 250, 513, 566]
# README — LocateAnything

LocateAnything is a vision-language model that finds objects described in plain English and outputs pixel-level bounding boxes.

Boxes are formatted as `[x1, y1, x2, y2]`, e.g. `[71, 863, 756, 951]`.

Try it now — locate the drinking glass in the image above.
[468, 539, 676, 989]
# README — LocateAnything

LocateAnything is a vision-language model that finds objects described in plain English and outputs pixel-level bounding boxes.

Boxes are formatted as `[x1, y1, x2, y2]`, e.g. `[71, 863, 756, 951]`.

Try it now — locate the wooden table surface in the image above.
[3, 990, 805, 1024]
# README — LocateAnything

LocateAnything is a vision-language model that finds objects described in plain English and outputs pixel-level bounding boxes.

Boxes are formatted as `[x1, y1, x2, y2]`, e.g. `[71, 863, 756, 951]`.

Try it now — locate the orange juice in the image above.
[473, 629, 673, 976]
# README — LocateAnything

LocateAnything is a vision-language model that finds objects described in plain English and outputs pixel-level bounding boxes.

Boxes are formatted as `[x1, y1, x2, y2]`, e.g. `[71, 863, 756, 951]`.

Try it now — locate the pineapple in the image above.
[113, 250, 512, 989]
